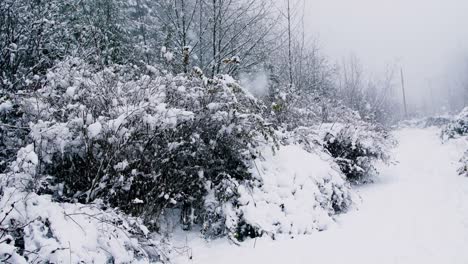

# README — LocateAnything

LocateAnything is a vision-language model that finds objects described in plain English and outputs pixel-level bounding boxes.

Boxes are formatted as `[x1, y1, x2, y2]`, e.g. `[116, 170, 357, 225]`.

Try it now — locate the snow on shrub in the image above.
[0, 186, 164, 263]
[218, 144, 354, 241]
[442, 107, 468, 140]
[2, 56, 393, 250]
[0, 95, 28, 173]
[458, 150, 468, 177]
[441, 107, 468, 177]
[278, 121, 393, 184]
[266, 89, 393, 184]
[16, 58, 274, 235]
[321, 123, 393, 183]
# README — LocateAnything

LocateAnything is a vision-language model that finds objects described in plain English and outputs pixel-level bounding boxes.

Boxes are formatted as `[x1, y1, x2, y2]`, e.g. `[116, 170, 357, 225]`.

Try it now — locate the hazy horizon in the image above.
[303, 0, 468, 115]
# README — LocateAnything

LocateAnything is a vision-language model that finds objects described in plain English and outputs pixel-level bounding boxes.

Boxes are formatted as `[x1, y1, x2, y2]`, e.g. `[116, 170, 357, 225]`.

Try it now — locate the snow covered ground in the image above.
[172, 127, 468, 264]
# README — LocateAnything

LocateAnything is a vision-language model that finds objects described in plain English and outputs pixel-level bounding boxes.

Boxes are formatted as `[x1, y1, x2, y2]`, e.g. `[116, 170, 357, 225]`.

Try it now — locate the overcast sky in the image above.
[303, 0, 468, 112]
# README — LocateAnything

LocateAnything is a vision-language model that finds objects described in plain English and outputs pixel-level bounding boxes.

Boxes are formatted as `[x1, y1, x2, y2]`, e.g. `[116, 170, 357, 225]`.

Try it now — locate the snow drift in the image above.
[0, 186, 163, 263]
[231, 145, 354, 238]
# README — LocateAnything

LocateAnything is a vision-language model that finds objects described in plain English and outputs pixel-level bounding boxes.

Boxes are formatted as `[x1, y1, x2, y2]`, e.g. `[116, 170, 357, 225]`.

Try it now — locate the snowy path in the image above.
[174, 128, 468, 264]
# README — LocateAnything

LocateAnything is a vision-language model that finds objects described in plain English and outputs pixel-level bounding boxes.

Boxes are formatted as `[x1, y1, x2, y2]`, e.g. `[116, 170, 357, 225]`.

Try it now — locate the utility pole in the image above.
[400, 68, 408, 118]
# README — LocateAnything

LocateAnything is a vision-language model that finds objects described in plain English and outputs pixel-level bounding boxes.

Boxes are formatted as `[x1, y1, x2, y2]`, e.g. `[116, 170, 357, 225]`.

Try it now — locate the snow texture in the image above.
[231, 144, 354, 237]
[0, 187, 162, 263]
[0, 100, 13, 113]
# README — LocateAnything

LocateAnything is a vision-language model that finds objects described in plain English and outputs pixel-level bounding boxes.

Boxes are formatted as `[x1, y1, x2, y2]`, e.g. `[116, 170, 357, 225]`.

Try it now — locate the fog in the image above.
[303, 0, 468, 115]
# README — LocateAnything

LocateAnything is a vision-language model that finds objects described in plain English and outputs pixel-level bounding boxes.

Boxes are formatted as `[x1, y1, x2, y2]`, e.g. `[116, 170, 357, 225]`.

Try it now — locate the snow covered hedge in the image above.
[458, 151, 468, 177]
[322, 123, 392, 183]
[12, 58, 275, 235]
[442, 107, 468, 140]
[441, 107, 468, 177]
[0, 95, 27, 173]
[0, 186, 165, 263]
[0, 56, 395, 263]
[267, 87, 394, 184]
[280, 122, 393, 184]
[223, 144, 354, 240]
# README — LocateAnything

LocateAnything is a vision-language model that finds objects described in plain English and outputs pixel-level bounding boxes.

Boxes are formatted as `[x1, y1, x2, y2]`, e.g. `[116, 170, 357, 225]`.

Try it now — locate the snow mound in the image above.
[0, 187, 163, 263]
[231, 144, 354, 238]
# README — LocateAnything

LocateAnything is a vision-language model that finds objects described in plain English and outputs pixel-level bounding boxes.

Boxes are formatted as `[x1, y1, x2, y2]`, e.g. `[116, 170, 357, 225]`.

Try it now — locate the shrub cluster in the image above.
[441, 107, 468, 177]
[10, 58, 274, 235]
[322, 123, 392, 183]
[442, 107, 468, 140]
[0, 186, 164, 263]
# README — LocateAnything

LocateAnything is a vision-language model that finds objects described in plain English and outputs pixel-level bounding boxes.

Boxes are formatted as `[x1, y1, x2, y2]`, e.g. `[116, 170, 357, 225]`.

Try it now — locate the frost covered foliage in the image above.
[322, 123, 392, 183]
[442, 107, 468, 140]
[0, 186, 164, 263]
[4, 57, 361, 246]
[271, 98, 393, 184]
[0, 96, 28, 173]
[16, 58, 273, 234]
[223, 145, 354, 241]
[458, 151, 468, 177]
[440, 107, 468, 177]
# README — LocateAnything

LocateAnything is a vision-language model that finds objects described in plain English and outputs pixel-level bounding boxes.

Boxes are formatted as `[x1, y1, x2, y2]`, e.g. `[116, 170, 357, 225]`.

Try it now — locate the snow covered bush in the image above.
[273, 100, 393, 185]
[440, 107, 468, 177]
[14, 58, 274, 235]
[322, 123, 392, 183]
[3, 57, 364, 246]
[458, 150, 468, 177]
[0, 186, 164, 263]
[0, 0, 408, 258]
[221, 144, 354, 241]
[0, 95, 29, 173]
[442, 107, 468, 140]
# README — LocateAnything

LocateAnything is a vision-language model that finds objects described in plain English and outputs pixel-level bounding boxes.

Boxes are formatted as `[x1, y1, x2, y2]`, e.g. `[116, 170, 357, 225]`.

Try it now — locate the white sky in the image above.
[303, 0, 468, 111]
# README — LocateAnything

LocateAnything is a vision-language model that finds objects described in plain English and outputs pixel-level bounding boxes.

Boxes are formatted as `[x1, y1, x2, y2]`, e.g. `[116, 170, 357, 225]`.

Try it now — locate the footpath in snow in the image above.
[173, 128, 468, 264]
